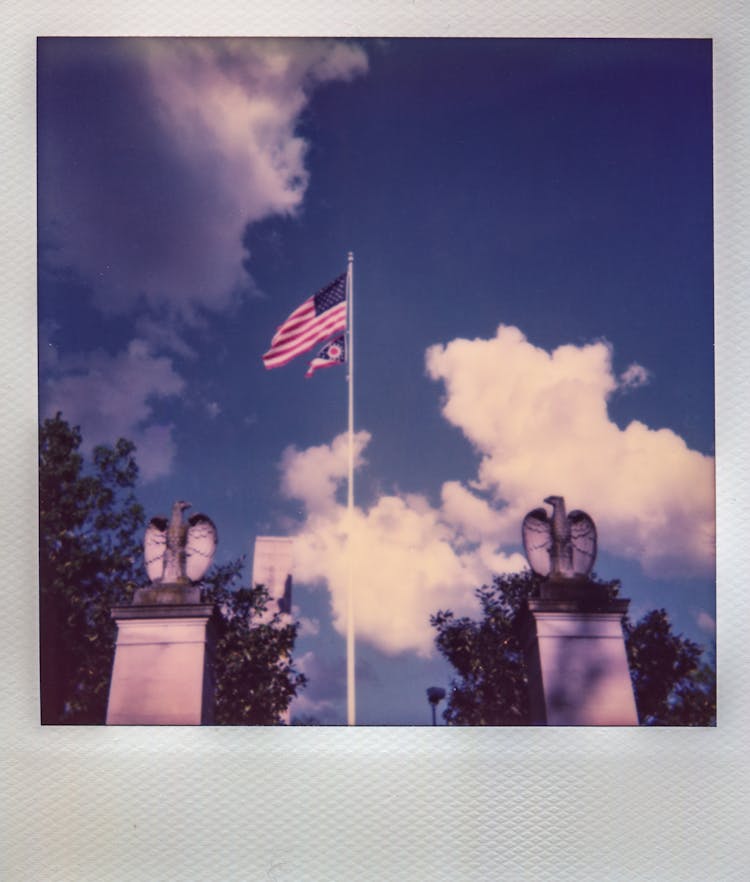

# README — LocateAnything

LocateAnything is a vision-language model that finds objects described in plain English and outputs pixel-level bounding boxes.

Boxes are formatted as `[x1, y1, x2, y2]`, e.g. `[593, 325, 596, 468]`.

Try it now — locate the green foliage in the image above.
[39, 413, 145, 723]
[624, 610, 715, 725]
[430, 571, 541, 725]
[432, 571, 716, 726]
[202, 559, 307, 725]
[40, 414, 306, 726]
[670, 650, 716, 726]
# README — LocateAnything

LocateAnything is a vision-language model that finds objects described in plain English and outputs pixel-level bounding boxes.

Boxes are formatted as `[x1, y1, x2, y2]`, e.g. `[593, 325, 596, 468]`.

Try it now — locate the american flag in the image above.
[263, 273, 347, 370]
[305, 335, 346, 378]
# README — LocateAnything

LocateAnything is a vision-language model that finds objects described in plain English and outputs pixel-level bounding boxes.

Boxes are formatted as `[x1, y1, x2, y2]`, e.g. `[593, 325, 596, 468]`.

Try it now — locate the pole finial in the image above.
[348, 251, 354, 263]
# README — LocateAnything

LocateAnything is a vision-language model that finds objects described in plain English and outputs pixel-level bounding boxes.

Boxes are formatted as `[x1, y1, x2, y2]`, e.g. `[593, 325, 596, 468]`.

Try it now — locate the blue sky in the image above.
[38, 38, 714, 724]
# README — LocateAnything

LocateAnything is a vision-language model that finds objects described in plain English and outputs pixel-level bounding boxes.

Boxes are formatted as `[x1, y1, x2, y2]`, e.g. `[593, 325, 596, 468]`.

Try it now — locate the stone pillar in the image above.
[106, 584, 216, 725]
[518, 580, 639, 726]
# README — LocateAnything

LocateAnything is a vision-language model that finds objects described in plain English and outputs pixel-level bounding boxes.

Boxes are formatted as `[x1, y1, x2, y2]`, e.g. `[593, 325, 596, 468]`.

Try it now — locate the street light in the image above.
[426, 686, 446, 726]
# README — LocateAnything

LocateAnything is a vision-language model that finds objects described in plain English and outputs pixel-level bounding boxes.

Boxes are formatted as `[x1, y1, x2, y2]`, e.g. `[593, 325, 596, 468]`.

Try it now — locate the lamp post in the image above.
[426, 686, 446, 726]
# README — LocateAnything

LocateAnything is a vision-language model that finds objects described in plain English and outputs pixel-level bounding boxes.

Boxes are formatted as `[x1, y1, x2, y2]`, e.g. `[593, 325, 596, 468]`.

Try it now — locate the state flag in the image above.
[305, 336, 346, 378]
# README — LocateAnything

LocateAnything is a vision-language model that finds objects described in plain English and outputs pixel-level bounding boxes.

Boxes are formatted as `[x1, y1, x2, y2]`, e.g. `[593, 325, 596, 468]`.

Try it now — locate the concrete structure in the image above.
[518, 580, 639, 726]
[106, 584, 216, 725]
[252, 536, 294, 724]
[252, 536, 293, 621]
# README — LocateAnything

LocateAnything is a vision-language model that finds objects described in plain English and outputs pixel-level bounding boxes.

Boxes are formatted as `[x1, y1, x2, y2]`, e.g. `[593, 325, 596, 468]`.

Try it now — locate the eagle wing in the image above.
[185, 513, 218, 581]
[568, 510, 597, 576]
[522, 507, 552, 576]
[144, 516, 168, 582]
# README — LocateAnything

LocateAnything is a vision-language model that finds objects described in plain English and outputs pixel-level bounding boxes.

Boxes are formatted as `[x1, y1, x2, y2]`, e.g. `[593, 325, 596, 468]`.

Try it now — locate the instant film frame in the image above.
[4, 2, 748, 879]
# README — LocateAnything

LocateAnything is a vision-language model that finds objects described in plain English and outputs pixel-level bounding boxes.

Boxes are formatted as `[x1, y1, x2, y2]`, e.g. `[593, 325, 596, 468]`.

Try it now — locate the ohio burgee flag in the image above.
[306, 335, 346, 378]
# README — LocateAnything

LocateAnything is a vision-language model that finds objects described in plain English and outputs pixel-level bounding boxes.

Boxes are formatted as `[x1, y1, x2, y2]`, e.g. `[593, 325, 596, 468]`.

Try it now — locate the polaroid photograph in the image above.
[4, 4, 747, 880]
[37, 36, 715, 730]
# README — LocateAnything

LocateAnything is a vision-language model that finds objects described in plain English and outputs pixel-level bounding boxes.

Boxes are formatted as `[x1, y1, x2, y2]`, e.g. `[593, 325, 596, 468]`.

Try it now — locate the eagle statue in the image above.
[144, 500, 218, 584]
[521, 495, 597, 580]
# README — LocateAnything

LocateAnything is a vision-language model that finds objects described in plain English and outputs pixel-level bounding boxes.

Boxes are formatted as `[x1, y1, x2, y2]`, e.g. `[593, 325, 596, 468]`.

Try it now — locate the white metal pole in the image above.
[346, 251, 356, 726]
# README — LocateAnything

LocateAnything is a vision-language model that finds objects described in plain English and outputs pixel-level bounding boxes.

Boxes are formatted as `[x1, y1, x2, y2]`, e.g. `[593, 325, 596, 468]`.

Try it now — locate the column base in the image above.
[518, 581, 639, 726]
[106, 595, 216, 726]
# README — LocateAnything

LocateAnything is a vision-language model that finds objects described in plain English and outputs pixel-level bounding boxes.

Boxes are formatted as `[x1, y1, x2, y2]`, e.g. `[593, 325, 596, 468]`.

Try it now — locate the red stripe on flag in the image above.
[263, 302, 346, 369]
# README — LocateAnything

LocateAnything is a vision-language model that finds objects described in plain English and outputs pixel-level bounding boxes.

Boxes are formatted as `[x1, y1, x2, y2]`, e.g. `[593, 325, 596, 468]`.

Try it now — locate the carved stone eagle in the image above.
[144, 500, 218, 584]
[522, 495, 597, 580]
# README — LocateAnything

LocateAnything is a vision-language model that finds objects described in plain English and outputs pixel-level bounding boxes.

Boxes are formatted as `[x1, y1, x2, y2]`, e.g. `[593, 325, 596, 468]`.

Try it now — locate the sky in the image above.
[37, 37, 715, 725]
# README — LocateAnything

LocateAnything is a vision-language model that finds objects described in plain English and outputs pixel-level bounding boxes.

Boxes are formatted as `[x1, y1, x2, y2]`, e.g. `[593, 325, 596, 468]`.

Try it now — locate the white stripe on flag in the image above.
[262, 275, 347, 370]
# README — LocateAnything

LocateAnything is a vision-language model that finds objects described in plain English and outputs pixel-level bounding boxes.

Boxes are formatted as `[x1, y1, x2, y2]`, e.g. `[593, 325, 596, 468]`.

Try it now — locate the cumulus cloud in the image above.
[134, 315, 198, 359]
[426, 325, 715, 578]
[440, 481, 507, 544]
[289, 650, 377, 723]
[42, 339, 185, 481]
[289, 691, 338, 723]
[280, 431, 371, 515]
[282, 433, 525, 657]
[38, 38, 368, 317]
[619, 362, 651, 390]
[280, 325, 714, 657]
[293, 608, 321, 637]
[695, 610, 716, 635]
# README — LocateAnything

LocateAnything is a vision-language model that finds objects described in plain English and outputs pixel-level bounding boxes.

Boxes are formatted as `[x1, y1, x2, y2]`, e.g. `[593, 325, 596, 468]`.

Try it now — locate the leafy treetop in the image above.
[431, 570, 715, 726]
[39, 414, 307, 725]
[39, 413, 145, 723]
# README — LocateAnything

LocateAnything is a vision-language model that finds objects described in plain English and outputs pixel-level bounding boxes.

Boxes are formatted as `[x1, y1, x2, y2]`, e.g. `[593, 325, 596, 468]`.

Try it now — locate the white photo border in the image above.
[3, 3, 747, 880]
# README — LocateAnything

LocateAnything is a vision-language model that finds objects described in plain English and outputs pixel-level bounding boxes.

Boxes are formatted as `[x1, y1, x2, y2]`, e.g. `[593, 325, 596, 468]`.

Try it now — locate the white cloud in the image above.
[288, 692, 338, 723]
[288, 650, 342, 722]
[440, 481, 506, 544]
[619, 362, 651, 390]
[280, 325, 714, 658]
[292, 607, 321, 637]
[425, 325, 714, 578]
[282, 433, 525, 658]
[134, 315, 198, 359]
[144, 39, 367, 229]
[39, 38, 368, 317]
[695, 610, 716, 635]
[42, 338, 185, 481]
[280, 431, 371, 516]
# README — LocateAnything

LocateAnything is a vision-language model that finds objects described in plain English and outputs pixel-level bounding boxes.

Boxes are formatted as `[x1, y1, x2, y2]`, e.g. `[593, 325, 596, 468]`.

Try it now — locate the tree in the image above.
[624, 610, 715, 725]
[40, 414, 306, 725]
[39, 413, 145, 723]
[672, 649, 716, 725]
[431, 571, 715, 726]
[203, 559, 307, 725]
[430, 571, 539, 725]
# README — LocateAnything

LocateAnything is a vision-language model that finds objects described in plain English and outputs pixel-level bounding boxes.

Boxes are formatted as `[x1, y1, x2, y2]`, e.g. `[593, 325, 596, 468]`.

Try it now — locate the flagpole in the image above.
[346, 251, 356, 726]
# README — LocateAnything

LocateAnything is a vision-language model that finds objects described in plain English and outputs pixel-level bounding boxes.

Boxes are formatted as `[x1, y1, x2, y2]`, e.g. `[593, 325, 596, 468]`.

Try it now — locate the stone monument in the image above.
[517, 495, 638, 725]
[106, 501, 218, 725]
[252, 536, 294, 723]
